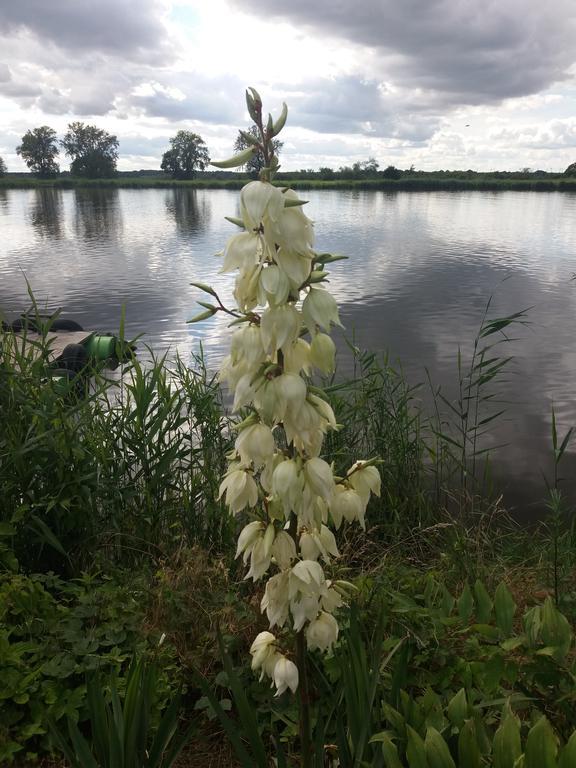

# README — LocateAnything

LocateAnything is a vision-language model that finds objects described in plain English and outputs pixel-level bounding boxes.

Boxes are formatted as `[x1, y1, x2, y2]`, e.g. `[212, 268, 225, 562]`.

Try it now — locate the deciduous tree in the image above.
[233, 124, 283, 177]
[160, 131, 210, 179]
[61, 122, 119, 178]
[16, 127, 60, 177]
[565, 162, 576, 176]
[0, 155, 6, 177]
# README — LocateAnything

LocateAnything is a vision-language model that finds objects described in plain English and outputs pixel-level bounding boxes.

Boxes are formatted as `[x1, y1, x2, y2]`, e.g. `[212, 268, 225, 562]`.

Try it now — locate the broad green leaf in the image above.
[494, 582, 516, 635]
[474, 579, 493, 623]
[458, 720, 481, 768]
[558, 731, 576, 768]
[425, 727, 456, 768]
[373, 733, 403, 768]
[524, 717, 558, 768]
[541, 597, 572, 660]
[406, 725, 429, 768]
[457, 583, 474, 623]
[493, 712, 521, 768]
[447, 688, 468, 727]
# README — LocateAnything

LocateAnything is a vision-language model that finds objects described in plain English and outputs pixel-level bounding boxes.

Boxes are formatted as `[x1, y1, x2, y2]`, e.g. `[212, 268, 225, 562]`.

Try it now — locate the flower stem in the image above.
[296, 629, 312, 768]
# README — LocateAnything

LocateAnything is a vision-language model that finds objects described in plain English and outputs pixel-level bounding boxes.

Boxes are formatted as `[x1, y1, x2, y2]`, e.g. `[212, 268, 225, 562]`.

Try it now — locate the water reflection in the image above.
[0, 188, 8, 213]
[1, 188, 576, 516]
[30, 188, 63, 240]
[74, 187, 122, 241]
[164, 188, 209, 235]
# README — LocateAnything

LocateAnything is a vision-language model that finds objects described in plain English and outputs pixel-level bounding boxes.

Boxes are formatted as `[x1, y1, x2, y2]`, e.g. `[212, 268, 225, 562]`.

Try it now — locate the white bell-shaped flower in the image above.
[329, 484, 366, 529]
[218, 468, 258, 514]
[220, 231, 261, 273]
[304, 457, 336, 500]
[347, 462, 382, 503]
[261, 570, 290, 627]
[274, 247, 312, 288]
[260, 304, 301, 353]
[240, 180, 284, 230]
[283, 338, 312, 375]
[302, 287, 341, 333]
[234, 263, 262, 311]
[291, 593, 321, 632]
[235, 423, 275, 468]
[250, 631, 277, 672]
[310, 333, 336, 374]
[273, 655, 299, 695]
[246, 531, 274, 581]
[306, 611, 339, 652]
[258, 264, 291, 306]
[235, 520, 265, 561]
[272, 531, 297, 569]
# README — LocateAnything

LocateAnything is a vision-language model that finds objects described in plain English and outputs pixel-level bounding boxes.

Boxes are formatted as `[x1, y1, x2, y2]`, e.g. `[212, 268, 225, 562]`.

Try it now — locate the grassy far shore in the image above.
[2, 169, 576, 192]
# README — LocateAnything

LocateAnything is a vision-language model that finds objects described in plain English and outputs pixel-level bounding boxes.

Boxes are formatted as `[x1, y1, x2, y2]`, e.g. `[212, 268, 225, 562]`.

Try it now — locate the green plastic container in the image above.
[85, 334, 116, 361]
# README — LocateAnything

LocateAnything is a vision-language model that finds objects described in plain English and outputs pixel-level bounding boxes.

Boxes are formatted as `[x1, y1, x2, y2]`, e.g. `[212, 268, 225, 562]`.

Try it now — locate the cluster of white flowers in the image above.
[194, 94, 380, 697]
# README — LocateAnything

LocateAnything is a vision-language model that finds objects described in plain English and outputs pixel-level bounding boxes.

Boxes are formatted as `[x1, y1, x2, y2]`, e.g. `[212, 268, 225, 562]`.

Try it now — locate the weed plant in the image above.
[0, 310, 233, 573]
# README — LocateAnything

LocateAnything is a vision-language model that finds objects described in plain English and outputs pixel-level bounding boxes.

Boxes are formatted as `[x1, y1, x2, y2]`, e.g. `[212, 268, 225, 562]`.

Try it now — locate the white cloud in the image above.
[0, 0, 575, 172]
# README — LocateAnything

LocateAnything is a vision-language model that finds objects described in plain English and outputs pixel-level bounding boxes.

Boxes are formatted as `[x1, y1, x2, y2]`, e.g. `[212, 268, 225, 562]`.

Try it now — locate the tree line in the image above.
[1, 122, 575, 180]
[0, 122, 278, 180]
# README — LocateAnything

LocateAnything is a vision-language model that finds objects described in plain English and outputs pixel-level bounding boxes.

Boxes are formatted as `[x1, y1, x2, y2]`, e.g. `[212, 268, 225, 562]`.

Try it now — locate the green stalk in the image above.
[296, 629, 312, 768]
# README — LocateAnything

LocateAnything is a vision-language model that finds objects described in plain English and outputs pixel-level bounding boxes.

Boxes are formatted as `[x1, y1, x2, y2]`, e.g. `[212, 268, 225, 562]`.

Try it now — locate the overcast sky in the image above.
[1, 0, 575, 172]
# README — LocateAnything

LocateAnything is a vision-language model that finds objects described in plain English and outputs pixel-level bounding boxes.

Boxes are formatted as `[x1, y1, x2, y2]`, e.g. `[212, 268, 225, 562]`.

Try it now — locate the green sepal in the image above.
[225, 216, 245, 228]
[272, 103, 288, 136]
[190, 281, 218, 297]
[240, 130, 260, 146]
[211, 146, 256, 168]
[187, 309, 216, 323]
[284, 197, 308, 207]
[314, 253, 349, 264]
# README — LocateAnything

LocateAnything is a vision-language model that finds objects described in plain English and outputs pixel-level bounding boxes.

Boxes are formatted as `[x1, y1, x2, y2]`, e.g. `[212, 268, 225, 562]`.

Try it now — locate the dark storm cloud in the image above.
[0, 0, 170, 60]
[236, 0, 576, 103]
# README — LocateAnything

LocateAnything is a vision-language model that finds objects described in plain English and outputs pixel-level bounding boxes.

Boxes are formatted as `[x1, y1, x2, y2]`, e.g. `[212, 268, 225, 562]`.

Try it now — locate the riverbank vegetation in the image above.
[2, 166, 576, 192]
[1, 304, 576, 766]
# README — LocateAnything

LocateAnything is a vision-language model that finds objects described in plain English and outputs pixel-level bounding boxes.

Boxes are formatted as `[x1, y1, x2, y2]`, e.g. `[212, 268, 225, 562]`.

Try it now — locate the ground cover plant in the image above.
[1, 89, 576, 767]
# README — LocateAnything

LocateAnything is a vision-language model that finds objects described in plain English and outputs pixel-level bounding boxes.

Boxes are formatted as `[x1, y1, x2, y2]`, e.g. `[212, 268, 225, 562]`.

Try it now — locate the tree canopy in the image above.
[17, 127, 60, 177]
[0, 155, 6, 177]
[565, 162, 576, 176]
[61, 122, 119, 178]
[160, 131, 210, 179]
[233, 125, 283, 177]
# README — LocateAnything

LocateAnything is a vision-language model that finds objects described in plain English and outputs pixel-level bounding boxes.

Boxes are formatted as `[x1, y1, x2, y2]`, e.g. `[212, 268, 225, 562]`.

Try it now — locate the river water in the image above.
[1, 186, 576, 514]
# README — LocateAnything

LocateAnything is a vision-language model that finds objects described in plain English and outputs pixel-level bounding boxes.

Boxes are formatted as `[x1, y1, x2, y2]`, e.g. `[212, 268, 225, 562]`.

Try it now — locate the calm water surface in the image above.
[1, 187, 576, 514]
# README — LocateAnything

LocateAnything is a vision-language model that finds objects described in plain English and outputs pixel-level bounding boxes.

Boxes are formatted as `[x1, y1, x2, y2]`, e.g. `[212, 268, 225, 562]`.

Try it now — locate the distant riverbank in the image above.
[2, 173, 576, 192]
